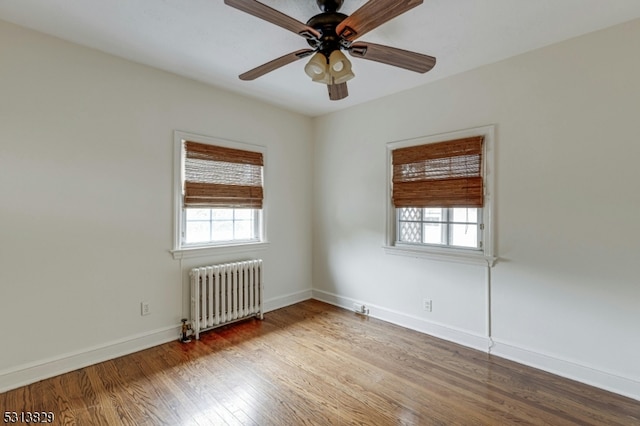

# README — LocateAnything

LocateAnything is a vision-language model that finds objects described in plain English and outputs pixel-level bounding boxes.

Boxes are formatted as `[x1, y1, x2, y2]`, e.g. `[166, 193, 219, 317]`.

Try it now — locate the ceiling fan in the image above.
[224, 0, 436, 100]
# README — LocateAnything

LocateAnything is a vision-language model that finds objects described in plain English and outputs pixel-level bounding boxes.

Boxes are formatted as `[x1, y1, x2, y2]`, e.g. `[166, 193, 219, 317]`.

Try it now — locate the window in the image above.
[385, 126, 495, 265]
[398, 207, 481, 249]
[172, 131, 267, 258]
[184, 208, 259, 244]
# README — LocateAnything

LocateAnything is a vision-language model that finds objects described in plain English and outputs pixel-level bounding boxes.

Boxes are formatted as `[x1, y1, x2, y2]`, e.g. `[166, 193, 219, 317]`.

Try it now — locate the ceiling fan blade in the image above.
[336, 0, 423, 42]
[225, 0, 320, 41]
[328, 82, 349, 101]
[240, 49, 314, 80]
[349, 42, 435, 73]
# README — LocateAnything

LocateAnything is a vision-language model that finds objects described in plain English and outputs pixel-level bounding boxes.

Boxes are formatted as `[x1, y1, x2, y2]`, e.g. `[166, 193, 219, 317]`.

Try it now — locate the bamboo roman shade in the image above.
[392, 136, 484, 208]
[183, 141, 263, 209]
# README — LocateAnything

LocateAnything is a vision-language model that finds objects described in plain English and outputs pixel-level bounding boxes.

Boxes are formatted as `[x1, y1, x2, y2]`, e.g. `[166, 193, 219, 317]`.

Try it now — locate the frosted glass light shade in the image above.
[328, 50, 354, 84]
[304, 53, 331, 84]
[304, 51, 355, 85]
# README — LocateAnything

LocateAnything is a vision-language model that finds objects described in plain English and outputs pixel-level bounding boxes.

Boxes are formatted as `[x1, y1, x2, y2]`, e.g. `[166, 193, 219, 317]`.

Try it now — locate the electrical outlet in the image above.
[141, 301, 151, 316]
[423, 299, 432, 312]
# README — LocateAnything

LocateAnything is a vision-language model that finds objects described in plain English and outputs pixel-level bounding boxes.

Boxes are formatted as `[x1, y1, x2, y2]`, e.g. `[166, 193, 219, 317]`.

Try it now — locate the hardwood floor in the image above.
[2, 299, 639, 425]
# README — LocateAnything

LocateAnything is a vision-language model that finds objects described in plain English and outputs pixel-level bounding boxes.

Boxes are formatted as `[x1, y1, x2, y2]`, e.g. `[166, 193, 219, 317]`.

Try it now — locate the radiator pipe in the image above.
[180, 318, 192, 343]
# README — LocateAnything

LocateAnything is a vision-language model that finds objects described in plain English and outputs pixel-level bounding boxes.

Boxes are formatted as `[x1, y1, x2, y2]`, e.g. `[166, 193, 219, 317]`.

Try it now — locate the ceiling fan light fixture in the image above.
[328, 50, 354, 84]
[226, 0, 435, 100]
[304, 52, 332, 84]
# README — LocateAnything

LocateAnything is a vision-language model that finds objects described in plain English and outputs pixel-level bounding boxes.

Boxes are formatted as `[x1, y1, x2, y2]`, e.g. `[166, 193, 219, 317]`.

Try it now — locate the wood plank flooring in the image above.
[2, 299, 639, 425]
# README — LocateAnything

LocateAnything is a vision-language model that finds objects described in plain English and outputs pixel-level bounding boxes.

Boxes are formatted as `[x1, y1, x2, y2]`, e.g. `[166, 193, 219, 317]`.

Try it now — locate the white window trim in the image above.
[170, 131, 268, 260]
[384, 125, 497, 267]
[171, 241, 269, 260]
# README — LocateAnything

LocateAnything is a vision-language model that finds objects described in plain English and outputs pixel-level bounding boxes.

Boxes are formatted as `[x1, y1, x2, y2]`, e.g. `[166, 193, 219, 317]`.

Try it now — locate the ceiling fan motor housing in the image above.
[306, 12, 349, 55]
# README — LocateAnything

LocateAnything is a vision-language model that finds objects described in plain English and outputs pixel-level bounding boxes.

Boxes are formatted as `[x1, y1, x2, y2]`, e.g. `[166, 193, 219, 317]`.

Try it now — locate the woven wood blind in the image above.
[183, 141, 263, 208]
[392, 136, 484, 208]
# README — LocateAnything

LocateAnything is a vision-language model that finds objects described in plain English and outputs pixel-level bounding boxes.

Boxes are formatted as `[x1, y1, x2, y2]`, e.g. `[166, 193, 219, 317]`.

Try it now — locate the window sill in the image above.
[171, 241, 269, 260]
[384, 244, 497, 267]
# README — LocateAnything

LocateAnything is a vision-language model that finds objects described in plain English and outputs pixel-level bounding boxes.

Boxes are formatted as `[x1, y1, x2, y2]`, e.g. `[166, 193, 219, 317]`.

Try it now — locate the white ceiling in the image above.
[2, 0, 640, 117]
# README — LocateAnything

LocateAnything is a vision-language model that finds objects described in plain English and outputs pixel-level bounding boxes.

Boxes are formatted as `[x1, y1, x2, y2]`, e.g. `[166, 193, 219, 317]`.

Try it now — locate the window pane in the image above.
[185, 221, 211, 243]
[423, 223, 445, 245]
[185, 208, 210, 220]
[234, 220, 254, 240]
[452, 208, 478, 223]
[399, 222, 422, 243]
[234, 209, 253, 220]
[424, 208, 444, 223]
[211, 221, 233, 241]
[399, 207, 421, 221]
[451, 224, 478, 248]
[211, 208, 234, 220]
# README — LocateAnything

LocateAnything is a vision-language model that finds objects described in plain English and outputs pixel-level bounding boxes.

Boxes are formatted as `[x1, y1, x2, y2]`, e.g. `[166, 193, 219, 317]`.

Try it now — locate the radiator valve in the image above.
[180, 318, 193, 343]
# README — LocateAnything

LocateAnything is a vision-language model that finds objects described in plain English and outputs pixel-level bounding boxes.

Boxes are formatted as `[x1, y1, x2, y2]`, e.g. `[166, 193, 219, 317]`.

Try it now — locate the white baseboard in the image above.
[491, 339, 640, 401]
[312, 289, 491, 352]
[312, 289, 640, 401]
[0, 325, 180, 394]
[264, 288, 313, 313]
[0, 290, 313, 394]
[4, 291, 637, 402]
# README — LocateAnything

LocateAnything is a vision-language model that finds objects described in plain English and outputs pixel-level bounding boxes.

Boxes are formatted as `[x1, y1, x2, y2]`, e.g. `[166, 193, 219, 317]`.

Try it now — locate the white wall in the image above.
[0, 20, 313, 391]
[312, 19, 640, 399]
[2, 15, 639, 401]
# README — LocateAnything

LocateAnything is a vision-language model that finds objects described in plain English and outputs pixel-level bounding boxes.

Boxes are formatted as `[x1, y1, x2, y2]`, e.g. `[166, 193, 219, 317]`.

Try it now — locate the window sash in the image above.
[182, 208, 260, 246]
[397, 207, 482, 250]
